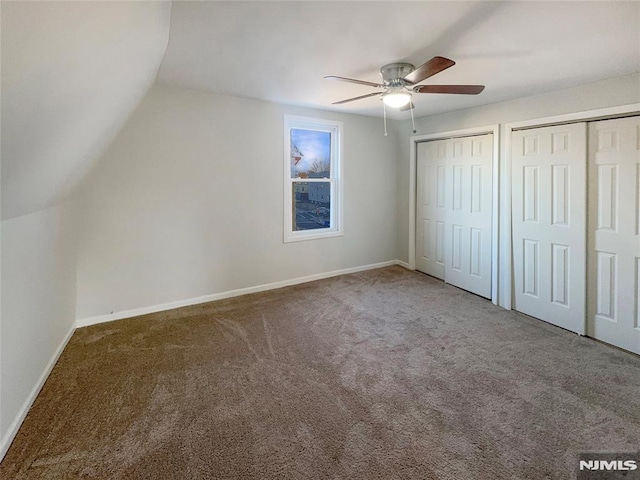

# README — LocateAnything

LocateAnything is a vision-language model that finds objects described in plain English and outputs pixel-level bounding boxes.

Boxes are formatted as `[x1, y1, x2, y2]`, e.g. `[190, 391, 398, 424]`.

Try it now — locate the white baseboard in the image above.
[77, 260, 409, 329]
[0, 324, 75, 463]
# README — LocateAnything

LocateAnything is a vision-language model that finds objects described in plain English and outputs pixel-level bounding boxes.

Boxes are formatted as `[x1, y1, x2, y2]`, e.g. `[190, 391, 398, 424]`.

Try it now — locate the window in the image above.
[284, 115, 343, 242]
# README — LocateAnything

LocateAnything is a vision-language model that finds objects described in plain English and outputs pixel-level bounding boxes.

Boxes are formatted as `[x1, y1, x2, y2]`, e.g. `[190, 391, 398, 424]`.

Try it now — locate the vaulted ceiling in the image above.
[2, 1, 639, 220]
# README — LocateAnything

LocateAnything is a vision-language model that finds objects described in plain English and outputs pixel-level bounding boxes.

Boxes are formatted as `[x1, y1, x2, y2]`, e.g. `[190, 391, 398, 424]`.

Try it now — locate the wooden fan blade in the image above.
[399, 102, 415, 112]
[413, 85, 485, 95]
[324, 76, 384, 88]
[332, 92, 382, 105]
[403, 56, 455, 84]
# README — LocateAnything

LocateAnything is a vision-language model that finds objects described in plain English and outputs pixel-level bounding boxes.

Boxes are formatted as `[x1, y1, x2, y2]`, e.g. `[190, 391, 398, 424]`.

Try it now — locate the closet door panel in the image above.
[443, 134, 493, 298]
[587, 116, 640, 355]
[512, 123, 587, 334]
[416, 140, 448, 280]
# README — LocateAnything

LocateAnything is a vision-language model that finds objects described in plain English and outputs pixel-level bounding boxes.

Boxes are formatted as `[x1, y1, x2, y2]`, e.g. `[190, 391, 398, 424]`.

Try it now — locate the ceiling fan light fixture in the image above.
[382, 88, 411, 108]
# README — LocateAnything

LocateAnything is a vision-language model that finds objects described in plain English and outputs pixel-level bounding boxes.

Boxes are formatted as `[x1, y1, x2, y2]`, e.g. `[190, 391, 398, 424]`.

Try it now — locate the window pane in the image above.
[290, 129, 331, 179]
[292, 182, 331, 231]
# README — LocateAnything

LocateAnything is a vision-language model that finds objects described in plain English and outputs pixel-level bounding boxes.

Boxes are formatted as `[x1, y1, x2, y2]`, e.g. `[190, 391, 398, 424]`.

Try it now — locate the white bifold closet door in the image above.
[512, 123, 587, 334]
[416, 139, 447, 280]
[416, 135, 493, 298]
[587, 116, 640, 355]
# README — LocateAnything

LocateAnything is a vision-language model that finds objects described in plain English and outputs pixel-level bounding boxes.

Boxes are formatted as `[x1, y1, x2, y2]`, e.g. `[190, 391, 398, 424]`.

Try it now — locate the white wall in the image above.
[0, 202, 79, 458]
[75, 86, 400, 322]
[396, 73, 640, 264]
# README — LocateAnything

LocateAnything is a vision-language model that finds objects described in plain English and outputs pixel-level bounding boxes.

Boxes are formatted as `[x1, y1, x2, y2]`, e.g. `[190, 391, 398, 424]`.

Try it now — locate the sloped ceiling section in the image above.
[1, 1, 172, 220]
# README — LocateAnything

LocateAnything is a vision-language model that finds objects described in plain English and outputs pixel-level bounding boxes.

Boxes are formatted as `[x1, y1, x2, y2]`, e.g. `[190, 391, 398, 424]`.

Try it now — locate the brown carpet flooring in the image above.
[1, 266, 640, 479]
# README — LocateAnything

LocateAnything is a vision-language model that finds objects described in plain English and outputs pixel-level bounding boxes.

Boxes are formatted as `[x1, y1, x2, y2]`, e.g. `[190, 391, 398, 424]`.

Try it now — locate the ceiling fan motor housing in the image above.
[380, 63, 415, 86]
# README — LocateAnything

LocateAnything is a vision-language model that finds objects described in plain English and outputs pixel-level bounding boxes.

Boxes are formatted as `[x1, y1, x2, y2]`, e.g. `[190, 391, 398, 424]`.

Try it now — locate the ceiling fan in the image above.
[325, 56, 484, 112]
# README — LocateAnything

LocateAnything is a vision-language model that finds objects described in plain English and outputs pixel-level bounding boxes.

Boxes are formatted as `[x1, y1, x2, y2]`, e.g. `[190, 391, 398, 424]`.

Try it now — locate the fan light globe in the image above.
[382, 90, 411, 108]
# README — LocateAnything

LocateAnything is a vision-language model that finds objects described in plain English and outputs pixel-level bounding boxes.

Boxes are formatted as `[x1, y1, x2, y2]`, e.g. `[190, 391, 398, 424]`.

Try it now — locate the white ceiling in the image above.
[158, 1, 640, 120]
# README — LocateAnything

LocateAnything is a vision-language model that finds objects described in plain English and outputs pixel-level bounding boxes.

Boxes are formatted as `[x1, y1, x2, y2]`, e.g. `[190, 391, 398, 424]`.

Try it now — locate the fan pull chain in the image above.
[383, 101, 388, 136]
[410, 101, 417, 134]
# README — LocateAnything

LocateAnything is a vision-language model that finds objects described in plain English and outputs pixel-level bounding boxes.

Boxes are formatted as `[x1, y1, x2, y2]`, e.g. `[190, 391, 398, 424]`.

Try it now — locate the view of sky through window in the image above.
[290, 129, 331, 178]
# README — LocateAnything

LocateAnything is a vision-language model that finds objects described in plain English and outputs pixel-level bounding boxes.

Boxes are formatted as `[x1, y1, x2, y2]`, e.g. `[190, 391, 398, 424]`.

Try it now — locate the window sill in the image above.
[284, 229, 343, 243]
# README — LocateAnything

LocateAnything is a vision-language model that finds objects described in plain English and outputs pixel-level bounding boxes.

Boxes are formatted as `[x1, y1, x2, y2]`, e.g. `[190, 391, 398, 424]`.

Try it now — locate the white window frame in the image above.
[283, 115, 343, 243]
